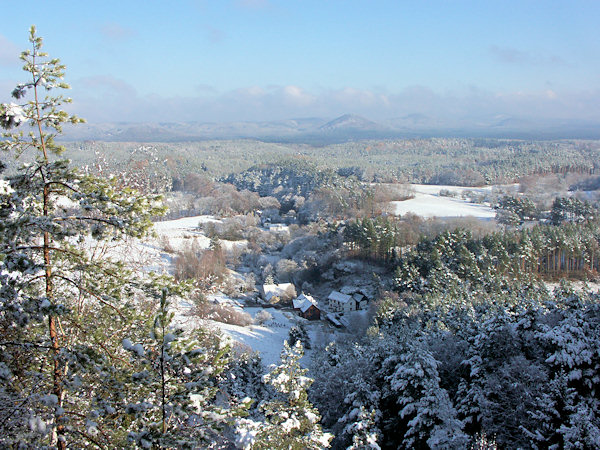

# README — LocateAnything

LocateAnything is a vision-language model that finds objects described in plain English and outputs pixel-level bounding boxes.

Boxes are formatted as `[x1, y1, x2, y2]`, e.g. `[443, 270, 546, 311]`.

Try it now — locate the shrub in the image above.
[192, 296, 253, 326]
[254, 310, 273, 325]
[158, 234, 175, 253]
[174, 242, 227, 289]
[439, 189, 456, 197]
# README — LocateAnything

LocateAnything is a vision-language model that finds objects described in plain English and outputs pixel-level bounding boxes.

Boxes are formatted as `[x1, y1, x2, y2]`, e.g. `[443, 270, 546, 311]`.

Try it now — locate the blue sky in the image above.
[1, 1, 599, 124]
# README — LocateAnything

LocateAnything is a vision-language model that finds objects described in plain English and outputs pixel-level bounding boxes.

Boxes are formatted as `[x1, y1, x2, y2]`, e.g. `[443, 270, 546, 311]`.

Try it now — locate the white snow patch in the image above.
[211, 307, 297, 367]
[153, 215, 221, 232]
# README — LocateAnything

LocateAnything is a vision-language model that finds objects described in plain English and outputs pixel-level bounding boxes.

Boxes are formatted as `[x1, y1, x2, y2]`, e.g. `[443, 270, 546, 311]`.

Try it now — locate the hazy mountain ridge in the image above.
[60, 114, 600, 143]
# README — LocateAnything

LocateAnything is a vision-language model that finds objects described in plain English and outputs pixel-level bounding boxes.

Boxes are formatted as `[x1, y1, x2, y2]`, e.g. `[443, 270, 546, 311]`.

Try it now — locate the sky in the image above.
[1, 1, 600, 125]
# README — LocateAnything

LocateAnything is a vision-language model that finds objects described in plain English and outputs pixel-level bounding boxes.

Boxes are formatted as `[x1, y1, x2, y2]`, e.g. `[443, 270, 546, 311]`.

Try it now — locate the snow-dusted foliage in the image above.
[123, 287, 247, 448]
[338, 370, 383, 450]
[309, 278, 600, 449]
[344, 405, 381, 450]
[395, 224, 600, 295]
[288, 323, 311, 349]
[254, 340, 333, 449]
[383, 342, 468, 449]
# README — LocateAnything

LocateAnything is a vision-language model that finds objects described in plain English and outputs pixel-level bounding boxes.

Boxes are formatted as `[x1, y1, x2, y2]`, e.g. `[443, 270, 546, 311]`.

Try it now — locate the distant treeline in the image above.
[51, 138, 600, 190]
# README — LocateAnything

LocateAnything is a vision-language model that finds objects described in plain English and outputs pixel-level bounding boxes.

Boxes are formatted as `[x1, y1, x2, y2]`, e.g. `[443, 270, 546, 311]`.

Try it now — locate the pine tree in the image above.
[338, 371, 382, 450]
[288, 323, 311, 350]
[0, 26, 164, 447]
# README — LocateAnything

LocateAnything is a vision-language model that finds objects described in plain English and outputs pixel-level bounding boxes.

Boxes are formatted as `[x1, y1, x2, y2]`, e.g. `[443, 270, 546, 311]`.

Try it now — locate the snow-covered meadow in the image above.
[390, 184, 500, 219]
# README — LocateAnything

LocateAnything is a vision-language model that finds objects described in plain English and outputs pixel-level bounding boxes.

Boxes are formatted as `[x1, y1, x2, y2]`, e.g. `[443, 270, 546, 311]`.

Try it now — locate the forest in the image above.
[2, 27, 600, 449]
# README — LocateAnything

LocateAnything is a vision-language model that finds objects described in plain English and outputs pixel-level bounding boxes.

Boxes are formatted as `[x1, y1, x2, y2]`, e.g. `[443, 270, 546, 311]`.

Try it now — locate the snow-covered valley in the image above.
[127, 183, 513, 367]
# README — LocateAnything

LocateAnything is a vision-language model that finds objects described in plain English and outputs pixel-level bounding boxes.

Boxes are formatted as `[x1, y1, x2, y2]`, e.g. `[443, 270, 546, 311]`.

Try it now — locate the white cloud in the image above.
[0, 35, 20, 67]
[282, 85, 315, 107]
[65, 75, 600, 127]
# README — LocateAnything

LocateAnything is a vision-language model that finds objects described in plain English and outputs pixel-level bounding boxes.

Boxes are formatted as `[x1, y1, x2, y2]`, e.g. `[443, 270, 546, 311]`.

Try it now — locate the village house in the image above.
[266, 223, 289, 233]
[340, 286, 370, 310]
[352, 293, 368, 310]
[261, 283, 297, 304]
[299, 300, 321, 320]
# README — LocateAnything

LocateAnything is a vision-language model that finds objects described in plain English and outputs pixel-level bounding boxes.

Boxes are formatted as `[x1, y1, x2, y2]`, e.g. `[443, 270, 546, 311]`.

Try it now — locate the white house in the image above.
[266, 223, 289, 233]
[328, 290, 356, 312]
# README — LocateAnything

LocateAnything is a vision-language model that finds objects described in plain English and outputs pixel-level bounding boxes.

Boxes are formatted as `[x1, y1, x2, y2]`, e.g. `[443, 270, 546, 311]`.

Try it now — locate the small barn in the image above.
[293, 293, 315, 309]
[299, 300, 321, 320]
[326, 313, 343, 328]
[293, 293, 321, 320]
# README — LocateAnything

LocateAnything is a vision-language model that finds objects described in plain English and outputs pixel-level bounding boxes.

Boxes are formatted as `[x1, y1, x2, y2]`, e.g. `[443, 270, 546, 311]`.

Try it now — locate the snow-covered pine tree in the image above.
[253, 340, 332, 449]
[536, 291, 600, 447]
[338, 373, 382, 450]
[345, 405, 381, 450]
[0, 26, 165, 448]
[383, 342, 468, 449]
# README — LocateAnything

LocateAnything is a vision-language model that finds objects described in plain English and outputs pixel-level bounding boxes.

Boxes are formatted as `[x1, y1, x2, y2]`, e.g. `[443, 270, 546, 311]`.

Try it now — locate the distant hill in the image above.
[319, 114, 382, 131]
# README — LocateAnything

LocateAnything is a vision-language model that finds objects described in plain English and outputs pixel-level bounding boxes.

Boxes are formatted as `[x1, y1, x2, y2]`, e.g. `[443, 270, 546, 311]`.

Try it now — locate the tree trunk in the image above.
[37, 70, 66, 448]
[45, 187, 66, 450]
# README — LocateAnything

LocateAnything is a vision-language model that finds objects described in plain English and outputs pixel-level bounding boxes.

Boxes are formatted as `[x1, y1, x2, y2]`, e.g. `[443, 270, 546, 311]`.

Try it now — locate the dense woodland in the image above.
[2, 28, 600, 449]
[47, 137, 600, 188]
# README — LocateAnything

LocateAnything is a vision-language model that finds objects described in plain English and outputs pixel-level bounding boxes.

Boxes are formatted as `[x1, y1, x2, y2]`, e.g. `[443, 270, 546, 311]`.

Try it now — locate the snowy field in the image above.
[154, 215, 248, 253]
[152, 215, 217, 252]
[390, 184, 507, 219]
[105, 215, 249, 274]
[210, 308, 307, 367]
[167, 298, 300, 367]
